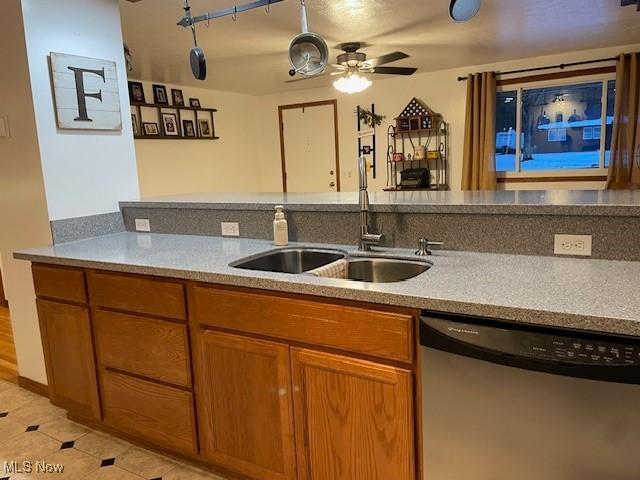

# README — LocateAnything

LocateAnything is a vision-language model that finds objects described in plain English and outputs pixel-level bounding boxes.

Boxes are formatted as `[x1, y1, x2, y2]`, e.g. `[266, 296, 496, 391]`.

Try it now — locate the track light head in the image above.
[449, 0, 481, 22]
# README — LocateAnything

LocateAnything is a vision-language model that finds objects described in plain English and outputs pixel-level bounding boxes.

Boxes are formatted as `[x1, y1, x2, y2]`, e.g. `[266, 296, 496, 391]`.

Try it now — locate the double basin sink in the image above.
[230, 247, 430, 283]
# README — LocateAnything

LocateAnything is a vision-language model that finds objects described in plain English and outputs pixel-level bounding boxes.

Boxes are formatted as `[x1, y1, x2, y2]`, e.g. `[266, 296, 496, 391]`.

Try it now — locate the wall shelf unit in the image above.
[130, 101, 219, 141]
[385, 98, 449, 191]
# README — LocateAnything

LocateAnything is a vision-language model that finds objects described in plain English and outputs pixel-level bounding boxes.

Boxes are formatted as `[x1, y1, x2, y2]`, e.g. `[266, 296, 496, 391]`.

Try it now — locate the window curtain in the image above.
[607, 53, 640, 189]
[461, 72, 497, 191]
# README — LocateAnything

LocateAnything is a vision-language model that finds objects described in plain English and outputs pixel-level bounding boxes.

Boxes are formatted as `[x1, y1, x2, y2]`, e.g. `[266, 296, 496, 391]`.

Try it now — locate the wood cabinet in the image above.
[195, 330, 297, 480]
[31, 266, 420, 480]
[101, 370, 198, 455]
[291, 348, 415, 480]
[36, 299, 100, 420]
[93, 310, 191, 387]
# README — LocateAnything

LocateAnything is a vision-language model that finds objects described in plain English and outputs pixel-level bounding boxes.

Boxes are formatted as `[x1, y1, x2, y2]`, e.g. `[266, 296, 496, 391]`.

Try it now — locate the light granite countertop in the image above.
[14, 232, 640, 338]
[119, 190, 640, 216]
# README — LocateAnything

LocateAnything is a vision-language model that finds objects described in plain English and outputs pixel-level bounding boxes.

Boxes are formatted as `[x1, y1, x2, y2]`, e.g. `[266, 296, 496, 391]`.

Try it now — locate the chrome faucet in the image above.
[358, 155, 384, 251]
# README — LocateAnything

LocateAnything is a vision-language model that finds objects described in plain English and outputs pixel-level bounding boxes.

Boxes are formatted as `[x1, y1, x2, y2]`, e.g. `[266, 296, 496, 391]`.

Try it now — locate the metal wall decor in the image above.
[357, 104, 379, 179]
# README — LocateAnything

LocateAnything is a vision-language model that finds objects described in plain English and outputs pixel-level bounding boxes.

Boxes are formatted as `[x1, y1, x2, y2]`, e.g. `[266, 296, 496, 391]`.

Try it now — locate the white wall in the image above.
[22, 0, 140, 220]
[0, 0, 53, 383]
[0, 0, 141, 384]
[132, 81, 266, 197]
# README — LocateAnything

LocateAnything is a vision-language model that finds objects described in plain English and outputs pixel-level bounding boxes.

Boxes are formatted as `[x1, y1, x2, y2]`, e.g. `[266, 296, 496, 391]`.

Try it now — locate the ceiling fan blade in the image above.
[330, 71, 346, 76]
[364, 51, 409, 67]
[371, 66, 417, 76]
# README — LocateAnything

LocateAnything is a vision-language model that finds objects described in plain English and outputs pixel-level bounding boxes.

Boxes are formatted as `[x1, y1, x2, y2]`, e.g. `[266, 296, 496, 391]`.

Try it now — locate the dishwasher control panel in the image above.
[421, 313, 640, 385]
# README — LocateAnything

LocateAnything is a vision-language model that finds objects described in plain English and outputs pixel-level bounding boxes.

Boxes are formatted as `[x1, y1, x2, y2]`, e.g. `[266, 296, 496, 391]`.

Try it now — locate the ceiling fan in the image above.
[288, 42, 417, 93]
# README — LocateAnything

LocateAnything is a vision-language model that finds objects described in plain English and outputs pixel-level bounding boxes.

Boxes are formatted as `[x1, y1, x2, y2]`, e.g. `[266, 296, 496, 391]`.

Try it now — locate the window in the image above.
[495, 75, 615, 175]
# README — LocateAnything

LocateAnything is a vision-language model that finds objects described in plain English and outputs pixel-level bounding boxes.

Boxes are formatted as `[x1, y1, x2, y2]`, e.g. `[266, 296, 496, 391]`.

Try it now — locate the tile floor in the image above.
[0, 379, 227, 479]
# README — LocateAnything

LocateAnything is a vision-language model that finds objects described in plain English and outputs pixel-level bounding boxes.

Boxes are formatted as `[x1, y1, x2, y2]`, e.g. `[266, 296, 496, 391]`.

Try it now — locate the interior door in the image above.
[281, 102, 338, 192]
[290, 347, 415, 480]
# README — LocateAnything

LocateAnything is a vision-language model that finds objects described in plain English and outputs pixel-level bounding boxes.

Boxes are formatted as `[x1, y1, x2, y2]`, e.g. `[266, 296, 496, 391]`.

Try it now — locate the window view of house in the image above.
[495, 79, 615, 173]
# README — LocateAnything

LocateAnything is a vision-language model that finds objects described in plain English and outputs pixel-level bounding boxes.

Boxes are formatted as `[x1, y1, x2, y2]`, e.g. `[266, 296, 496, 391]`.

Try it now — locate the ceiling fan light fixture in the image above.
[333, 73, 371, 94]
[449, 0, 481, 22]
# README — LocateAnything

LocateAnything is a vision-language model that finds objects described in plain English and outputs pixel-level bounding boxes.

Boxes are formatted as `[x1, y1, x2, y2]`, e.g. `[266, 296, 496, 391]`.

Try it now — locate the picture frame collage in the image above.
[128, 81, 216, 140]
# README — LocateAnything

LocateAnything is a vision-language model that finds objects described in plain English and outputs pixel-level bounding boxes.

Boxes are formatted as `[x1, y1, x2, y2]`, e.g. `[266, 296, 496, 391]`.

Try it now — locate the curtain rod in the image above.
[456, 56, 619, 82]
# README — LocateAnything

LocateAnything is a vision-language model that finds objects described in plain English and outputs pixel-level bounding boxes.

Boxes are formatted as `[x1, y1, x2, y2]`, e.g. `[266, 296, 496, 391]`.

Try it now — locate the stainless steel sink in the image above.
[346, 257, 430, 283]
[229, 248, 346, 274]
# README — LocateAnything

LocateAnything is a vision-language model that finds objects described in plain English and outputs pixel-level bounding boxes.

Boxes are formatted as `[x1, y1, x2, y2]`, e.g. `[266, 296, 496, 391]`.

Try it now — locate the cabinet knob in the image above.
[329, 182, 336, 187]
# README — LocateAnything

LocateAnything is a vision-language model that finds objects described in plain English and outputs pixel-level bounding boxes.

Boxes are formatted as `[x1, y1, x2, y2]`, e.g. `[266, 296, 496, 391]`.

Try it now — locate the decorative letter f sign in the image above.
[67, 66, 106, 122]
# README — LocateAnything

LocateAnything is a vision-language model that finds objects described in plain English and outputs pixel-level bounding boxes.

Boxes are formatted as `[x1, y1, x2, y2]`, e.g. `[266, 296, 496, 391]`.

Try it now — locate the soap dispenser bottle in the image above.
[273, 205, 289, 246]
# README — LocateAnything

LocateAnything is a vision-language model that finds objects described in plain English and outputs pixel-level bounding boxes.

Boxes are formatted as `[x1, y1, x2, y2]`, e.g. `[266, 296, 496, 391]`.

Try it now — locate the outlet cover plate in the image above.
[135, 218, 151, 232]
[554, 234, 592, 256]
[221, 222, 240, 237]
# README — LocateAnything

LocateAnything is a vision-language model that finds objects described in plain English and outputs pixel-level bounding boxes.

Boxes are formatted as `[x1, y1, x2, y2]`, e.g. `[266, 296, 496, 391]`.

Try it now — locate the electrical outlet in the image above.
[135, 218, 151, 232]
[554, 234, 592, 256]
[221, 222, 240, 237]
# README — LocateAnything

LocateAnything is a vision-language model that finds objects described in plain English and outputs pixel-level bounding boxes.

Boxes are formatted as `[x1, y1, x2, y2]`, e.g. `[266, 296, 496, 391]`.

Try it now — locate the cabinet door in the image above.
[196, 330, 296, 480]
[291, 348, 415, 480]
[37, 300, 100, 419]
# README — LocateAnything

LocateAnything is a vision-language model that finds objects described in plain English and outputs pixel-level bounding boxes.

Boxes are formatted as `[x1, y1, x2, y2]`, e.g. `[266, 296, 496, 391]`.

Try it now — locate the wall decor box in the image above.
[49, 52, 122, 131]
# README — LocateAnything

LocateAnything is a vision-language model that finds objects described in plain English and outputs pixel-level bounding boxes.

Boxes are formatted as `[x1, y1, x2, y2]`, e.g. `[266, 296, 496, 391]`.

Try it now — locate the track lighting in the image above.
[449, 0, 481, 22]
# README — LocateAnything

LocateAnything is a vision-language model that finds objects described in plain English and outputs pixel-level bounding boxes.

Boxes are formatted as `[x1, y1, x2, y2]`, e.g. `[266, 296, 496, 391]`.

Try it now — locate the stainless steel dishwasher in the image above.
[420, 312, 640, 480]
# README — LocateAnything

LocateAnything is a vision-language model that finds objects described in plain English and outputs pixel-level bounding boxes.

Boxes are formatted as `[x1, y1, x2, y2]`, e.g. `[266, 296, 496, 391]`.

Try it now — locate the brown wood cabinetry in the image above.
[291, 348, 415, 480]
[191, 285, 414, 363]
[101, 370, 198, 455]
[31, 266, 420, 480]
[36, 298, 100, 420]
[195, 330, 297, 480]
[93, 310, 191, 387]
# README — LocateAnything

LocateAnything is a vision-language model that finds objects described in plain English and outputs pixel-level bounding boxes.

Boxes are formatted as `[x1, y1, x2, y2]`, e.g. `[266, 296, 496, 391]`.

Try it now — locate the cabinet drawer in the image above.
[88, 271, 186, 320]
[94, 310, 191, 387]
[101, 370, 197, 455]
[33, 265, 86, 303]
[190, 286, 414, 363]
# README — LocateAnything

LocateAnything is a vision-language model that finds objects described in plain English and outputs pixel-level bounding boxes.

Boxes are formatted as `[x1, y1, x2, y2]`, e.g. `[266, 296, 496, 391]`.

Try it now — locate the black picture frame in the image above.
[131, 113, 139, 136]
[189, 98, 201, 108]
[128, 81, 145, 103]
[161, 112, 180, 136]
[153, 84, 169, 105]
[198, 118, 212, 137]
[182, 120, 196, 137]
[171, 89, 185, 107]
[143, 122, 159, 136]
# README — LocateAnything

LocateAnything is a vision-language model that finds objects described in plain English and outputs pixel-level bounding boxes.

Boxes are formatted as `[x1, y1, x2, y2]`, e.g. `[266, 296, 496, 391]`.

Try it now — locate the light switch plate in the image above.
[221, 222, 240, 237]
[135, 218, 151, 232]
[554, 234, 592, 256]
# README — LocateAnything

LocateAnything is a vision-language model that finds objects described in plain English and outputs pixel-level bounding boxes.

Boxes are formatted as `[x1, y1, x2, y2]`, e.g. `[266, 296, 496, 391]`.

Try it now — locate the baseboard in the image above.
[18, 375, 49, 398]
